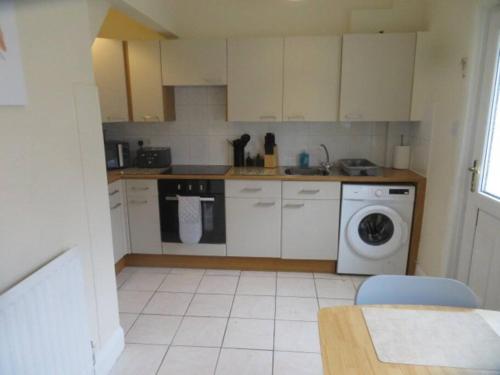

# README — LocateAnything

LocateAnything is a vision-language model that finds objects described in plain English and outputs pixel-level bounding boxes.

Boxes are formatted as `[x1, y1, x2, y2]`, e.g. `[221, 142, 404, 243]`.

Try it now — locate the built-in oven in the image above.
[158, 179, 226, 244]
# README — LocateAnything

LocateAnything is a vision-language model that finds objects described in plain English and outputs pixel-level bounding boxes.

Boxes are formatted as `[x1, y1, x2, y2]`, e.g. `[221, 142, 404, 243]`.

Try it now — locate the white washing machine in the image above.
[337, 184, 415, 275]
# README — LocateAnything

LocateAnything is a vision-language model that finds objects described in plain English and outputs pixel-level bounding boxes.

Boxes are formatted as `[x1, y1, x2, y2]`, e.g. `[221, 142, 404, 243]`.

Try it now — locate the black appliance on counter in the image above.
[158, 178, 226, 244]
[229, 134, 251, 167]
[105, 141, 130, 170]
[136, 147, 171, 168]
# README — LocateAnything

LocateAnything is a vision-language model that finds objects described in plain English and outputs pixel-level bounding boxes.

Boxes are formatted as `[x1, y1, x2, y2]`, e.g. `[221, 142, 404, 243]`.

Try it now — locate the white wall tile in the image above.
[104, 87, 415, 167]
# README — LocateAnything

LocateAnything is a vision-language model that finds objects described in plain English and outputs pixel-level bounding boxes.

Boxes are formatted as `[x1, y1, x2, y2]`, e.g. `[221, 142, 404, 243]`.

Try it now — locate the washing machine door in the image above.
[346, 205, 409, 260]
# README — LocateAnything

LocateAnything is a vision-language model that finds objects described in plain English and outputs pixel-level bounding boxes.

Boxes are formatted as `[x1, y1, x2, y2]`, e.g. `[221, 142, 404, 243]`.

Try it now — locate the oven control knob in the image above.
[177, 184, 181, 191]
[200, 185, 204, 191]
[375, 189, 383, 197]
[188, 184, 192, 191]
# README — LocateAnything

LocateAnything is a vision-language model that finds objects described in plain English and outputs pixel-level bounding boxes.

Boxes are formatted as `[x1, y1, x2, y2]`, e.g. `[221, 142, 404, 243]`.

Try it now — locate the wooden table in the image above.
[318, 305, 500, 375]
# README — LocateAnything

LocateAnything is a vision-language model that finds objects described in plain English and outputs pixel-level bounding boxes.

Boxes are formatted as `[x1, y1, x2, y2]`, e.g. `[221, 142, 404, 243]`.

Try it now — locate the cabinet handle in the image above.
[299, 189, 320, 194]
[255, 201, 276, 207]
[165, 196, 215, 202]
[284, 203, 305, 208]
[131, 187, 149, 191]
[142, 115, 159, 121]
[242, 187, 263, 192]
[109, 190, 119, 196]
[259, 115, 277, 120]
[110, 202, 122, 210]
[287, 115, 305, 120]
[344, 113, 363, 120]
[129, 200, 147, 204]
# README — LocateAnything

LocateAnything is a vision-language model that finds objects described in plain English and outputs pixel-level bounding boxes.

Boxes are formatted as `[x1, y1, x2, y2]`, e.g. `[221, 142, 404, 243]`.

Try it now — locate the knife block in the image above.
[264, 147, 278, 168]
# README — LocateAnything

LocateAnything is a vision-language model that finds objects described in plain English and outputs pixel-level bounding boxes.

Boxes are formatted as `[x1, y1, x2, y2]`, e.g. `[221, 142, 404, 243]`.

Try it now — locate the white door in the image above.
[459, 11, 500, 310]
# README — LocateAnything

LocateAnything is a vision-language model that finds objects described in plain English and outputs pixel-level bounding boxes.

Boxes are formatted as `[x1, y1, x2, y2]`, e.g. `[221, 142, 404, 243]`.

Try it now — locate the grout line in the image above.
[213, 270, 241, 374]
[271, 272, 278, 375]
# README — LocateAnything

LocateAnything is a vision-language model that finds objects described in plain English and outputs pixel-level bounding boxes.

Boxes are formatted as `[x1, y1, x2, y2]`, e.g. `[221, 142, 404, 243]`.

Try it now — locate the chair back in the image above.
[355, 275, 480, 308]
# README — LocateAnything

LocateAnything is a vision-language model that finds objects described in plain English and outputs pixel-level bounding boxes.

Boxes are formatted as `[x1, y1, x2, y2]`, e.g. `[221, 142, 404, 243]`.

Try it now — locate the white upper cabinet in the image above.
[161, 39, 227, 86]
[283, 36, 341, 122]
[228, 37, 284, 122]
[340, 33, 416, 122]
[92, 38, 129, 123]
[127, 41, 175, 122]
[410, 32, 432, 121]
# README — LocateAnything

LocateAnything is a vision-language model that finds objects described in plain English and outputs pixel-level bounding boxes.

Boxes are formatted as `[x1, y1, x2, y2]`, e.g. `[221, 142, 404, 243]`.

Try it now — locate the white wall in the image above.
[0, 0, 120, 368]
[409, 0, 485, 276]
[104, 87, 412, 168]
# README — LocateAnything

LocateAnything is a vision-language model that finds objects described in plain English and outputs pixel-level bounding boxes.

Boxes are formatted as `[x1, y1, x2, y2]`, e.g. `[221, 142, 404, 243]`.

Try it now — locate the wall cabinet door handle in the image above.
[129, 200, 148, 204]
[299, 189, 320, 194]
[259, 115, 277, 120]
[242, 187, 263, 192]
[110, 203, 122, 210]
[255, 201, 276, 207]
[287, 115, 305, 120]
[284, 203, 305, 208]
[109, 190, 119, 196]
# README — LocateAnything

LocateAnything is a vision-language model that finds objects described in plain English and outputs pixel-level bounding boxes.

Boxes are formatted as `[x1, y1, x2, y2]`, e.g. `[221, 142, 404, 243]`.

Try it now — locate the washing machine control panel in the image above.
[343, 185, 415, 201]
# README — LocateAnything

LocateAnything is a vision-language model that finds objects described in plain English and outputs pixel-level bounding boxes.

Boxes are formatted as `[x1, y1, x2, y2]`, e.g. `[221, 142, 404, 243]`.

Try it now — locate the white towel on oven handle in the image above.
[177, 195, 202, 244]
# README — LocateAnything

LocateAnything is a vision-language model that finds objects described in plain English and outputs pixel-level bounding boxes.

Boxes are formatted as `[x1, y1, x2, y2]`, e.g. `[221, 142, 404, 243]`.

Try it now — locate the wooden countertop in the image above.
[318, 305, 500, 375]
[108, 166, 425, 184]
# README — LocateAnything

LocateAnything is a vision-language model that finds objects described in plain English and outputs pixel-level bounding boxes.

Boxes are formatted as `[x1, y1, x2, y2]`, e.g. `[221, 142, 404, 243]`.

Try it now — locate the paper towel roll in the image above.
[393, 145, 410, 169]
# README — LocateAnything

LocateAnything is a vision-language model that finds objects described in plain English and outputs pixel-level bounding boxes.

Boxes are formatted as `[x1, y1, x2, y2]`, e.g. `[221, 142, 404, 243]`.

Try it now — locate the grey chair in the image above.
[355, 275, 480, 308]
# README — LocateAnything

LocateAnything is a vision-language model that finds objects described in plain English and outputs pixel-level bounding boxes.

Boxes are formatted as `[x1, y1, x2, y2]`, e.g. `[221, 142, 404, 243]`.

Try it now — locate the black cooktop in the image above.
[162, 165, 231, 176]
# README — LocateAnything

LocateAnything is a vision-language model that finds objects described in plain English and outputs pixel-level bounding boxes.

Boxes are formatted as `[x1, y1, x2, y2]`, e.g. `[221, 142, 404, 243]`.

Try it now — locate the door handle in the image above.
[299, 189, 320, 194]
[284, 203, 305, 208]
[468, 160, 479, 192]
[255, 201, 276, 207]
[109, 190, 119, 196]
[110, 203, 122, 210]
[242, 187, 263, 192]
[165, 196, 215, 202]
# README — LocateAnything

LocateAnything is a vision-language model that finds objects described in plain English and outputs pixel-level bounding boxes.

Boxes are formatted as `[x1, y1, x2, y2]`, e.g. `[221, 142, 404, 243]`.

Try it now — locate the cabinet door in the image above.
[126, 180, 162, 254]
[161, 39, 227, 86]
[127, 41, 174, 122]
[340, 33, 416, 122]
[283, 36, 341, 122]
[226, 198, 281, 257]
[110, 201, 127, 262]
[282, 200, 340, 260]
[228, 38, 283, 122]
[109, 181, 129, 262]
[92, 38, 129, 123]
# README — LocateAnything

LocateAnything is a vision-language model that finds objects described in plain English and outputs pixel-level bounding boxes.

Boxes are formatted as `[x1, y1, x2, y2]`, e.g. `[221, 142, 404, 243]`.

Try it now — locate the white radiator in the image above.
[0, 247, 93, 375]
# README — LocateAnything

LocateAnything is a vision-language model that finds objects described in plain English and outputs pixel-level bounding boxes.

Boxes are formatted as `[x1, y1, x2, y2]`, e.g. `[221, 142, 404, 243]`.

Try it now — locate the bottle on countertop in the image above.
[299, 150, 310, 168]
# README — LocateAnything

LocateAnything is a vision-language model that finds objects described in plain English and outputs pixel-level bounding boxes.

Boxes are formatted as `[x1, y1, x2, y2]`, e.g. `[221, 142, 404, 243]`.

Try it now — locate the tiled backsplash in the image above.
[104, 87, 415, 168]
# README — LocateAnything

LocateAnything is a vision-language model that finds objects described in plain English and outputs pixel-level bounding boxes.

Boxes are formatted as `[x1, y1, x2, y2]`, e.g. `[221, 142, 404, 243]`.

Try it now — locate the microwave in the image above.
[105, 141, 130, 170]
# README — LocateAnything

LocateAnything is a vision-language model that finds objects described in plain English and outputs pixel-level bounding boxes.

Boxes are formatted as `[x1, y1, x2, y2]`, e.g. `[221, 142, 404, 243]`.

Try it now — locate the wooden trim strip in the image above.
[115, 255, 127, 274]
[122, 254, 336, 273]
[122, 41, 133, 121]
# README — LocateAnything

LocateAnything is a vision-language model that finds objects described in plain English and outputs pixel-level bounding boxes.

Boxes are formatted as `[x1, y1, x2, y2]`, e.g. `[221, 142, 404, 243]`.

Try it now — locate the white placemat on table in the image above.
[362, 307, 500, 370]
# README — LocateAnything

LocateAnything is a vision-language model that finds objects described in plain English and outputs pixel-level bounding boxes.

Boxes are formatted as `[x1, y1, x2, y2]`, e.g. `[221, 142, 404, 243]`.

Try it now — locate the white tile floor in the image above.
[112, 267, 364, 375]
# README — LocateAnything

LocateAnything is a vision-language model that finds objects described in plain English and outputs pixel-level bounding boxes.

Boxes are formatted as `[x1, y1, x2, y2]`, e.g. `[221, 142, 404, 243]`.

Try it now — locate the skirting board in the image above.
[123, 254, 336, 273]
[94, 327, 124, 375]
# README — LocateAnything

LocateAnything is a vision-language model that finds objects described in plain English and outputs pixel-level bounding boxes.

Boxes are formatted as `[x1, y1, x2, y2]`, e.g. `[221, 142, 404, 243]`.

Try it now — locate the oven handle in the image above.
[165, 196, 215, 202]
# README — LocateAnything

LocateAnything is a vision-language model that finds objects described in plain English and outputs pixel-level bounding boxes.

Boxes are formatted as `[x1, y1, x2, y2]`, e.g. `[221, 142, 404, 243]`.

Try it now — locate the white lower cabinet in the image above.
[282, 181, 340, 260]
[226, 197, 282, 258]
[109, 181, 129, 263]
[126, 180, 162, 254]
[282, 200, 339, 260]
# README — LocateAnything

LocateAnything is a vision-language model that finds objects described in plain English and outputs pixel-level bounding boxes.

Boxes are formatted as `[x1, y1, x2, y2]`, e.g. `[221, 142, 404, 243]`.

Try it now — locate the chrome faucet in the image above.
[320, 144, 333, 170]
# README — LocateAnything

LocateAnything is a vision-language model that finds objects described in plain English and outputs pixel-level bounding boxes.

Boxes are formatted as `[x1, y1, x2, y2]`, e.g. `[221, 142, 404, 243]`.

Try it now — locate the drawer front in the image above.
[282, 181, 340, 200]
[225, 180, 282, 198]
[126, 179, 158, 196]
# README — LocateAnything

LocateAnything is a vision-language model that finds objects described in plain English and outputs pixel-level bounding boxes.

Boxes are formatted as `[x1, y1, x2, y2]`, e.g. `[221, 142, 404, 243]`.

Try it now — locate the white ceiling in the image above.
[162, 0, 398, 38]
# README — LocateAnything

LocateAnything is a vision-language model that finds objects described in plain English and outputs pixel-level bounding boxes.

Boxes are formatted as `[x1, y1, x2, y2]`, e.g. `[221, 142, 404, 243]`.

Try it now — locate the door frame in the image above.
[451, 5, 500, 282]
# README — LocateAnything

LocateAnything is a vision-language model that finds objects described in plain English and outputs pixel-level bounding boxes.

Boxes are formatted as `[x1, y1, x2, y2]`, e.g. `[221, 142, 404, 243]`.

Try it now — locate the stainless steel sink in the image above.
[284, 167, 331, 176]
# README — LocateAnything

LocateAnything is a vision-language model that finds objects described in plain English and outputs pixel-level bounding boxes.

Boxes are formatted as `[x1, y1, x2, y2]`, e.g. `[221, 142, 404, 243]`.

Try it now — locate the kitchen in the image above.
[2, 1, 500, 375]
[97, 20, 427, 275]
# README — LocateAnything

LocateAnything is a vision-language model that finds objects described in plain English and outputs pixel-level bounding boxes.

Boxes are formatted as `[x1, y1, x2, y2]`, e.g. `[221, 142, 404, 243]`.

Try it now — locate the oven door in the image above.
[160, 195, 226, 244]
